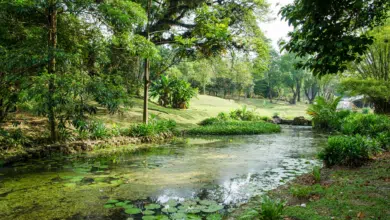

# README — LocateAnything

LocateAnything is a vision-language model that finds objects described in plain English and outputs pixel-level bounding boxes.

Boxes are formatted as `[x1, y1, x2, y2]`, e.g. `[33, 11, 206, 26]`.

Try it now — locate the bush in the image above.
[188, 121, 281, 135]
[150, 75, 197, 109]
[341, 113, 390, 136]
[89, 121, 110, 139]
[318, 135, 381, 167]
[229, 106, 260, 121]
[198, 117, 221, 126]
[127, 118, 177, 137]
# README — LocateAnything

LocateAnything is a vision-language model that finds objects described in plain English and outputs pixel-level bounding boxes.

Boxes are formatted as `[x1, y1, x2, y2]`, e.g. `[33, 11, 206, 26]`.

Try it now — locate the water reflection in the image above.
[0, 126, 327, 219]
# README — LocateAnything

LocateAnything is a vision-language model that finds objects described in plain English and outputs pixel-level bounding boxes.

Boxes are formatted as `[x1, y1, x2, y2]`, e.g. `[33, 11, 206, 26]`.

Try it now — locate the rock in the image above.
[300, 203, 306, 207]
[272, 116, 282, 124]
[292, 116, 312, 126]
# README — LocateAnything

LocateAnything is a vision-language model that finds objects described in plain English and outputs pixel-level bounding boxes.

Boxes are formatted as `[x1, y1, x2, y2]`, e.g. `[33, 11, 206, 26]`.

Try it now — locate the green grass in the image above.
[187, 121, 281, 135]
[95, 95, 309, 130]
[230, 154, 390, 220]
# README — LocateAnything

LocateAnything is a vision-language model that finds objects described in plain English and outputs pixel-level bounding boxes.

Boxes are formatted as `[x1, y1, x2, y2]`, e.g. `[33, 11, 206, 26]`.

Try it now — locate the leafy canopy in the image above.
[280, 0, 390, 75]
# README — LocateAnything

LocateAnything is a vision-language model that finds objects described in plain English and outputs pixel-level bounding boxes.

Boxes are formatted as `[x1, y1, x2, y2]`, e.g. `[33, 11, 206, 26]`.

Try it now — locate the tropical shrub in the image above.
[229, 106, 259, 121]
[318, 135, 381, 167]
[88, 121, 110, 139]
[307, 96, 345, 130]
[151, 76, 197, 109]
[198, 117, 221, 126]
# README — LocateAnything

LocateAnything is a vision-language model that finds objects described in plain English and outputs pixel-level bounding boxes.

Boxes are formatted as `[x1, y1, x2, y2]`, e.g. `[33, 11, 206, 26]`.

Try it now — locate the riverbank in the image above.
[229, 152, 390, 219]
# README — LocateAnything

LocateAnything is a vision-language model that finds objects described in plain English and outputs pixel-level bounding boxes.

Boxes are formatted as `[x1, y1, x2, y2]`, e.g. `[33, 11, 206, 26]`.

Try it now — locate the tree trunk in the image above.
[143, 58, 150, 124]
[142, 0, 152, 124]
[296, 81, 301, 102]
[48, 2, 57, 142]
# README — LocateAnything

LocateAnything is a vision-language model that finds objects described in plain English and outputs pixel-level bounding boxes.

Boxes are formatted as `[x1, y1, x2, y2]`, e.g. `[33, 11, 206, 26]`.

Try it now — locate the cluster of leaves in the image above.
[0, 128, 30, 150]
[240, 196, 285, 220]
[307, 97, 351, 130]
[150, 75, 198, 109]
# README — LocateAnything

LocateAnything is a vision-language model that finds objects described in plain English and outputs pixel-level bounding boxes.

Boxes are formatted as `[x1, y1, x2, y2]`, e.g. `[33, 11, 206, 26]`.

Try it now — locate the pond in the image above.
[0, 126, 327, 220]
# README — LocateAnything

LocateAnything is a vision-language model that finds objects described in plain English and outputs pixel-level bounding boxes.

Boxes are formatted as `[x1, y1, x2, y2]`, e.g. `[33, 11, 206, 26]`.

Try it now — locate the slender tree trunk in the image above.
[48, 2, 57, 142]
[297, 81, 301, 102]
[143, 58, 150, 124]
[143, 0, 152, 124]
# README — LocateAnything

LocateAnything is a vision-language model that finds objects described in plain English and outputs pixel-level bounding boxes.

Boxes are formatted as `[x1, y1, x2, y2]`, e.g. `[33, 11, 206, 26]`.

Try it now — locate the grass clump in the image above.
[318, 135, 380, 167]
[188, 121, 281, 135]
[239, 196, 284, 220]
[126, 117, 177, 138]
[312, 166, 321, 183]
[289, 184, 324, 199]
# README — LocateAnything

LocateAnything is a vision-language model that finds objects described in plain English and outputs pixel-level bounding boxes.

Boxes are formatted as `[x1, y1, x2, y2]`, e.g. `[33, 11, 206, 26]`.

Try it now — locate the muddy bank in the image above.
[0, 132, 174, 165]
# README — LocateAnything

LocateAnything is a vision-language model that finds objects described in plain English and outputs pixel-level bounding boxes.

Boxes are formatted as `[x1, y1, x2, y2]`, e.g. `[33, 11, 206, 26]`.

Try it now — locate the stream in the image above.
[0, 126, 327, 220]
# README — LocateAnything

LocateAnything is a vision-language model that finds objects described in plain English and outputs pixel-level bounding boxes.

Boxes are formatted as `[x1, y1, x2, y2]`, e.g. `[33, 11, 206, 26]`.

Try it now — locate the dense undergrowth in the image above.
[308, 97, 390, 168]
[189, 107, 279, 135]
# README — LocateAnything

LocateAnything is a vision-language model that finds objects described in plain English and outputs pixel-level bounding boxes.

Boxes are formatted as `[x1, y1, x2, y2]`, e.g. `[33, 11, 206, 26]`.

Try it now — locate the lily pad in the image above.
[125, 208, 142, 215]
[106, 199, 119, 204]
[155, 216, 170, 220]
[201, 204, 224, 213]
[181, 200, 197, 206]
[123, 204, 135, 209]
[199, 200, 217, 206]
[143, 210, 155, 215]
[142, 216, 157, 220]
[165, 199, 178, 207]
[170, 213, 187, 220]
[104, 204, 115, 209]
[161, 206, 178, 213]
[178, 205, 203, 214]
[115, 202, 127, 207]
[145, 203, 161, 210]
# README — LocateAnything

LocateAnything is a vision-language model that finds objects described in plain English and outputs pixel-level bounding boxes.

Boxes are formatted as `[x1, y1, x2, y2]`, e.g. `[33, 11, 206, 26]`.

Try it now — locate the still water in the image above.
[0, 126, 327, 220]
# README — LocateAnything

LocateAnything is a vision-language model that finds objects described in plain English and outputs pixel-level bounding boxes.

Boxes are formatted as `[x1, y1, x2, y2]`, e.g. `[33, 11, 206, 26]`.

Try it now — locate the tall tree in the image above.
[280, 0, 390, 75]
[341, 22, 390, 113]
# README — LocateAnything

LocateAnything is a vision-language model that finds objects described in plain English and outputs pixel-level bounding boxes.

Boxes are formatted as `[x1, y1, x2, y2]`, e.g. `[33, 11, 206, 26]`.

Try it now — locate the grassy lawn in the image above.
[96, 95, 309, 130]
[229, 153, 390, 220]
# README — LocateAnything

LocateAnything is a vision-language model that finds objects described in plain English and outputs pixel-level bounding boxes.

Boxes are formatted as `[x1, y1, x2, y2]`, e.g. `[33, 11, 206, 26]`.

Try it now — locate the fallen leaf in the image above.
[357, 212, 365, 219]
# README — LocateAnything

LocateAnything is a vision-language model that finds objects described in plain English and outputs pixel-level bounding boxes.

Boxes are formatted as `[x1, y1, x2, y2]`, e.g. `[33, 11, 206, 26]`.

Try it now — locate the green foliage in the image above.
[0, 128, 30, 149]
[88, 121, 110, 140]
[312, 166, 321, 183]
[239, 197, 284, 220]
[289, 184, 324, 199]
[307, 96, 347, 130]
[319, 135, 380, 167]
[151, 76, 198, 109]
[259, 196, 285, 220]
[188, 121, 281, 135]
[127, 117, 177, 138]
[280, 0, 390, 75]
[341, 113, 390, 137]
